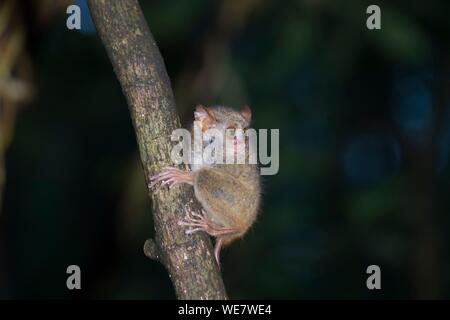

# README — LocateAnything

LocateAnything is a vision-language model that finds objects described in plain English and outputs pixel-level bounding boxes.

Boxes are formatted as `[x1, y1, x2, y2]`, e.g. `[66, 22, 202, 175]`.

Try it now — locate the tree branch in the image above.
[88, 0, 227, 299]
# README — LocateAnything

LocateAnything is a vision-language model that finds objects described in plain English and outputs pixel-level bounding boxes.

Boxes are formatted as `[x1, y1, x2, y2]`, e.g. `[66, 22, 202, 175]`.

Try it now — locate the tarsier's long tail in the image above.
[214, 237, 224, 269]
[214, 232, 242, 269]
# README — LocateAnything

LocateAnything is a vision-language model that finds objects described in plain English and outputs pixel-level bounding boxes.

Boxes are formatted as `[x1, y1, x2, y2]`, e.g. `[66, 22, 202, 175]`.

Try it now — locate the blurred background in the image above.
[1, 0, 450, 299]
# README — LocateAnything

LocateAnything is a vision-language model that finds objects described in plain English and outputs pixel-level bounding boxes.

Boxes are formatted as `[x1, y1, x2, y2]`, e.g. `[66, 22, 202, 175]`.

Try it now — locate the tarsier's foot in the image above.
[148, 167, 194, 191]
[179, 208, 236, 268]
[178, 209, 235, 236]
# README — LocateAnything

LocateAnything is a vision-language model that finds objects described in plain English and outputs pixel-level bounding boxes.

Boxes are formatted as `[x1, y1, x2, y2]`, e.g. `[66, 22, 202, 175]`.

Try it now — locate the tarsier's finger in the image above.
[160, 179, 174, 188]
[148, 179, 162, 190]
[169, 180, 181, 189]
[178, 220, 205, 228]
[163, 167, 181, 171]
[150, 171, 174, 181]
[190, 211, 204, 219]
[185, 208, 196, 217]
[185, 228, 203, 235]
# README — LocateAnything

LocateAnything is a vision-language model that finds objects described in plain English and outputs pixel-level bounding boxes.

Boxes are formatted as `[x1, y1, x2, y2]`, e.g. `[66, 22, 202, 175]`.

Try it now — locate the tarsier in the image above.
[149, 105, 261, 267]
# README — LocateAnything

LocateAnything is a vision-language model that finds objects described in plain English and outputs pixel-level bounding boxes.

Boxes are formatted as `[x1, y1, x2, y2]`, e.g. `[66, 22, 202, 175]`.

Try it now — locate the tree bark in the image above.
[88, 0, 227, 299]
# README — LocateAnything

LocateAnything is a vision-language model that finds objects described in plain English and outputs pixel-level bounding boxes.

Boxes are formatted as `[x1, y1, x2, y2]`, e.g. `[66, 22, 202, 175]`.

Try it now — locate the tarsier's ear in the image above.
[241, 105, 252, 123]
[194, 105, 215, 128]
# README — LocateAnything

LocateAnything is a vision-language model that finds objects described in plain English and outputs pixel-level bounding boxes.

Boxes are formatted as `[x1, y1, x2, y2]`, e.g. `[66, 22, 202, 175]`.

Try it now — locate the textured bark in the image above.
[88, 0, 227, 299]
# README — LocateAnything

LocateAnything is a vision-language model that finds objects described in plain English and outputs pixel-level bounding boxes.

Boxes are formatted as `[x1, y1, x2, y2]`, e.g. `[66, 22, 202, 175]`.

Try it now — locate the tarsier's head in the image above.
[194, 105, 252, 157]
[194, 105, 252, 131]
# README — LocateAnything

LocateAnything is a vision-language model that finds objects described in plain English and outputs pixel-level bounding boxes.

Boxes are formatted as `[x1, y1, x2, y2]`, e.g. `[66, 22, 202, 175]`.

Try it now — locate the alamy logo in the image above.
[66, 5, 81, 30]
[169, 121, 279, 175]
[66, 265, 81, 290]
[366, 265, 381, 290]
[366, 5, 381, 30]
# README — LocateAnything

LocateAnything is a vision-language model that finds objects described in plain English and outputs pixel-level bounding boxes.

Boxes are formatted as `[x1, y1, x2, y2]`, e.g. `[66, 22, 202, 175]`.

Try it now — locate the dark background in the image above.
[1, 0, 450, 299]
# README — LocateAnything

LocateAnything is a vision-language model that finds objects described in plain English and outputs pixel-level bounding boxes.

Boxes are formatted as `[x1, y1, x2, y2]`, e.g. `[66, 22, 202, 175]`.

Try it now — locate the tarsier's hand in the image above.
[148, 167, 194, 191]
